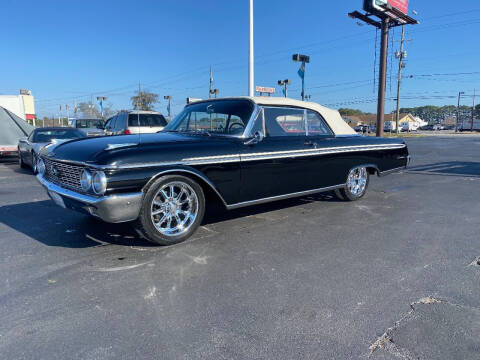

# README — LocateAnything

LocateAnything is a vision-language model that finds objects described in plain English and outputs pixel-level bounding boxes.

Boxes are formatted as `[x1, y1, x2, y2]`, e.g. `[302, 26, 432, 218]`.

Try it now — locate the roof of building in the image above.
[0, 106, 34, 146]
[186, 96, 356, 136]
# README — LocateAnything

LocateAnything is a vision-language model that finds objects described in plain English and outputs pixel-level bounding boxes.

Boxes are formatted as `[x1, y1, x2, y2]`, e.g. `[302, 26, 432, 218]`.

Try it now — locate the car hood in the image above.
[39, 132, 222, 165]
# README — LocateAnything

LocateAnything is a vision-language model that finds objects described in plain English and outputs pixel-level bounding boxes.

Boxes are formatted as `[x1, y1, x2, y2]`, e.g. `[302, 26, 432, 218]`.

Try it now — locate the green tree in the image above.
[338, 108, 368, 116]
[131, 90, 159, 111]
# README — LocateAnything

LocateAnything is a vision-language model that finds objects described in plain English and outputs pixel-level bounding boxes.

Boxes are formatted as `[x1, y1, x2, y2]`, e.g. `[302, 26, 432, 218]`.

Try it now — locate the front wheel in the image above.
[135, 175, 205, 245]
[335, 167, 369, 201]
[31, 153, 38, 174]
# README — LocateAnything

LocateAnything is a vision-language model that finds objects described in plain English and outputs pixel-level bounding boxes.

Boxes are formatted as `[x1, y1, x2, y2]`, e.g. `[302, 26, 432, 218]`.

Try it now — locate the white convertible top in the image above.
[192, 97, 356, 136]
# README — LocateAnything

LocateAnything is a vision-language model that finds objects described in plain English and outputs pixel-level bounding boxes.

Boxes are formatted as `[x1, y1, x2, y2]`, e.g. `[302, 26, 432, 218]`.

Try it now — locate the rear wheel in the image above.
[18, 153, 27, 169]
[335, 167, 369, 201]
[135, 175, 205, 245]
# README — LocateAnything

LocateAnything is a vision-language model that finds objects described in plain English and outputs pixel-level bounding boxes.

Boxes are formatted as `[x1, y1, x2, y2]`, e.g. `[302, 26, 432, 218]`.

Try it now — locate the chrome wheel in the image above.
[150, 181, 199, 236]
[32, 153, 38, 174]
[347, 167, 368, 197]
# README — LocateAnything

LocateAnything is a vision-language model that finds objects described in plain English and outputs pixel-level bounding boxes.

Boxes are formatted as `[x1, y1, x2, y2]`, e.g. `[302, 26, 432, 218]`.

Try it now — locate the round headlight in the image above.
[37, 158, 46, 176]
[80, 169, 92, 191]
[92, 171, 107, 195]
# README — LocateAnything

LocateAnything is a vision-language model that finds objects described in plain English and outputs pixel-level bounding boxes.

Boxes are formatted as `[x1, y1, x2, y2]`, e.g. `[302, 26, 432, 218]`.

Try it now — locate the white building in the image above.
[0, 90, 36, 123]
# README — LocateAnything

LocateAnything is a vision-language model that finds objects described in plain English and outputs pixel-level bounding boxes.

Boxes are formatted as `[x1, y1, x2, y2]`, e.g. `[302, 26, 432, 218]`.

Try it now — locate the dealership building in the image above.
[0, 90, 36, 123]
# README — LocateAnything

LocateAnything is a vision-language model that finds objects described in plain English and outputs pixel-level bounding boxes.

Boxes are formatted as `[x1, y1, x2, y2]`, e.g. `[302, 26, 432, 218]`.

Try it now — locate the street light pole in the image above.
[292, 54, 310, 101]
[164, 96, 171, 118]
[471, 88, 476, 132]
[456, 91, 464, 133]
[96, 96, 107, 118]
[278, 79, 291, 98]
[248, 0, 254, 97]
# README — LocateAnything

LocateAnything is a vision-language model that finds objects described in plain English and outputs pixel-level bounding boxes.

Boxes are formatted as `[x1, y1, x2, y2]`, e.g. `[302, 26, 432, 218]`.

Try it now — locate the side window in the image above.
[28, 131, 35, 142]
[116, 113, 125, 129]
[109, 116, 117, 130]
[263, 107, 305, 137]
[307, 110, 332, 136]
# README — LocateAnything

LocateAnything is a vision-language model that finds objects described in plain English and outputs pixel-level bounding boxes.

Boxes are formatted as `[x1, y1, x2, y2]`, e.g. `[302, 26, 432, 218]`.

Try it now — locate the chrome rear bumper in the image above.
[36, 175, 143, 223]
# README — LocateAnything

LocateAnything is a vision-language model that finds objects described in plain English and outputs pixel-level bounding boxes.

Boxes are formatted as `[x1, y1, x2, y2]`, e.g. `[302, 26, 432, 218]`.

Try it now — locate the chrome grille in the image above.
[44, 158, 84, 192]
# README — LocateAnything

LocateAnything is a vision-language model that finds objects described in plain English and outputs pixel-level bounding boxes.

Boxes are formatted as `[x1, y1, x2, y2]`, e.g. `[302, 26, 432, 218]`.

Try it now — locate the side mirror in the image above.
[244, 130, 264, 145]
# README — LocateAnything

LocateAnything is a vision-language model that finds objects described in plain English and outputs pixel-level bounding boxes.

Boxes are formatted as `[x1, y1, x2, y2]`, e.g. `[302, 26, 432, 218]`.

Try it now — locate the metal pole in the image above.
[301, 61, 305, 101]
[248, 0, 254, 97]
[395, 25, 405, 135]
[209, 66, 213, 99]
[456, 92, 462, 133]
[168, 97, 171, 117]
[471, 89, 476, 132]
[376, 17, 390, 137]
[284, 83, 287, 98]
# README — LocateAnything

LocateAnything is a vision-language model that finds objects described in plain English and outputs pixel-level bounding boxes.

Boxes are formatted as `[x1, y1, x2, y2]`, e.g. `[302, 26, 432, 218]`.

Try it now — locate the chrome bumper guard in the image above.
[36, 175, 143, 223]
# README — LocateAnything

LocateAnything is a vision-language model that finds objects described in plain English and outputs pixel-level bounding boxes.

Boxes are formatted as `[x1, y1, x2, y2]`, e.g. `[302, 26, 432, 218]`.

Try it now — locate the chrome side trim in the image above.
[86, 143, 407, 170]
[226, 184, 346, 210]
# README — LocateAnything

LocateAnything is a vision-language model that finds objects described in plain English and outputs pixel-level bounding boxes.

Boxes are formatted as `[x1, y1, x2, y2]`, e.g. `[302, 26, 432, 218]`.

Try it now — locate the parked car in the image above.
[36, 97, 409, 245]
[18, 127, 86, 173]
[70, 118, 105, 137]
[419, 125, 434, 131]
[105, 111, 168, 135]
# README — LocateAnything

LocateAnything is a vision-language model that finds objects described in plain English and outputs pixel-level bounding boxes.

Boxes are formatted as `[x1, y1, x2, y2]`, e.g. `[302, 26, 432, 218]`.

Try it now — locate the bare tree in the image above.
[131, 89, 159, 111]
[76, 102, 115, 119]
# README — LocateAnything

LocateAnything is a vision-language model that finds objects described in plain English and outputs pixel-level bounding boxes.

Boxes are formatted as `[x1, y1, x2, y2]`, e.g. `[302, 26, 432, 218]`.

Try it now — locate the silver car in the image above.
[18, 127, 86, 173]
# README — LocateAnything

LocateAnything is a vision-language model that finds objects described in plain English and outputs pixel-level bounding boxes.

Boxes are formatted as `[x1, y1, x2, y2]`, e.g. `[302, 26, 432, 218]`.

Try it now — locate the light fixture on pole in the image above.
[277, 79, 291, 98]
[292, 54, 310, 101]
[210, 89, 220, 98]
[164, 95, 172, 118]
[96, 96, 107, 118]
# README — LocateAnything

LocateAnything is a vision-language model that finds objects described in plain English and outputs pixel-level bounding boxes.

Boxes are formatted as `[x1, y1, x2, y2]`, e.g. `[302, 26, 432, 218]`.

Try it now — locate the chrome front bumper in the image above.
[36, 175, 143, 223]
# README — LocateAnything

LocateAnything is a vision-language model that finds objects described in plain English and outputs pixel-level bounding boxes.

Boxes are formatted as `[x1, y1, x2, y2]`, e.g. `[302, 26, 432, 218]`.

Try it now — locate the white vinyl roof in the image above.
[192, 97, 356, 136]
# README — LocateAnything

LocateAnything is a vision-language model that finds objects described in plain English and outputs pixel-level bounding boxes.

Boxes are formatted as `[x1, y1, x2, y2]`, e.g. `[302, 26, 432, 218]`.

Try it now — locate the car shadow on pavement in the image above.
[407, 161, 480, 177]
[0, 192, 340, 249]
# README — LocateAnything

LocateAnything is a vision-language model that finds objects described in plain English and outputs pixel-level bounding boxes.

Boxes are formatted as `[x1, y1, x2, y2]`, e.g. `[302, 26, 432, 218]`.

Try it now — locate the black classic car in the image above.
[36, 97, 409, 245]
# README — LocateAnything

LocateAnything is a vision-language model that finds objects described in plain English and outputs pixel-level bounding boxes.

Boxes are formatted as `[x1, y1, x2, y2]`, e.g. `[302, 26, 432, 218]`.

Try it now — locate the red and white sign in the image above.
[387, 0, 408, 15]
[255, 86, 275, 94]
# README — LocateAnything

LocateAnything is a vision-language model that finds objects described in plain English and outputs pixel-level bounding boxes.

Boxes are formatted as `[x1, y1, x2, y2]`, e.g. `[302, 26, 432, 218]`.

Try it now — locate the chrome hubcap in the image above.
[150, 182, 198, 236]
[347, 167, 367, 196]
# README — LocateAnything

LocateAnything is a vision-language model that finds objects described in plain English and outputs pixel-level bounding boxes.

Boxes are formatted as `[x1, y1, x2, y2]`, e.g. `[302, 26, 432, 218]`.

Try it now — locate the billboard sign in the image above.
[255, 86, 275, 94]
[363, 0, 409, 16]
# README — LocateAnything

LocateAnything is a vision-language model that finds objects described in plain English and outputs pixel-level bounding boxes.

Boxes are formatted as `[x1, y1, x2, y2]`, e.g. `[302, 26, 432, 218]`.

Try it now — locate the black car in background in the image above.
[37, 97, 409, 245]
[18, 127, 86, 173]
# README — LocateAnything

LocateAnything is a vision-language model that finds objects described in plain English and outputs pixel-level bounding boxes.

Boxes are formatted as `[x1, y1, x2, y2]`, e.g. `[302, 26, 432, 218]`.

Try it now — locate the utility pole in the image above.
[209, 66, 213, 99]
[248, 0, 254, 97]
[395, 25, 406, 135]
[376, 17, 390, 137]
[96, 96, 107, 118]
[471, 89, 476, 132]
[456, 91, 465, 133]
[210, 89, 220, 98]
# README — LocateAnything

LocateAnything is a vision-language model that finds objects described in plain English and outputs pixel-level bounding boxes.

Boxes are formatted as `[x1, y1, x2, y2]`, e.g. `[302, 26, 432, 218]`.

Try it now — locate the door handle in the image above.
[304, 140, 318, 148]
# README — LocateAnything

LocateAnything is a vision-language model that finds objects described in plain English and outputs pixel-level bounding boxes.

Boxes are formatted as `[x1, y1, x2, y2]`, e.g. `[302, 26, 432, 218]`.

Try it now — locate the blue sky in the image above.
[1, 0, 479, 117]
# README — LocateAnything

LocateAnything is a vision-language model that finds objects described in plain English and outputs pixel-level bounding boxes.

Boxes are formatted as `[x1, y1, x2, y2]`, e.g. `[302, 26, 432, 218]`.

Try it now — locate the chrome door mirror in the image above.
[244, 130, 264, 145]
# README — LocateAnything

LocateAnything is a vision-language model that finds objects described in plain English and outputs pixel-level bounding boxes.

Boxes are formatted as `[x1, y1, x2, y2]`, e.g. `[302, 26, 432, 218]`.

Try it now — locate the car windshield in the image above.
[75, 119, 105, 129]
[128, 114, 168, 127]
[33, 129, 85, 143]
[163, 100, 254, 136]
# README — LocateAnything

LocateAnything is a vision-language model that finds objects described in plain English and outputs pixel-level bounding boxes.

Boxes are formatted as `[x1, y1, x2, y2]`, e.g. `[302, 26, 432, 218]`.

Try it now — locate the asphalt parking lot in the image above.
[1, 136, 479, 360]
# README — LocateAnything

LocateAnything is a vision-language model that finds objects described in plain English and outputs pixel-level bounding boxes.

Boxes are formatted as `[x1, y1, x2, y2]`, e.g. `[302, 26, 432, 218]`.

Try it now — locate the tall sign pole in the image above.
[376, 17, 390, 137]
[471, 89, 476, 132]
[348, 1, 418, 137]
[395, 25, 406, 135]
[248, 0, 254, 97]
